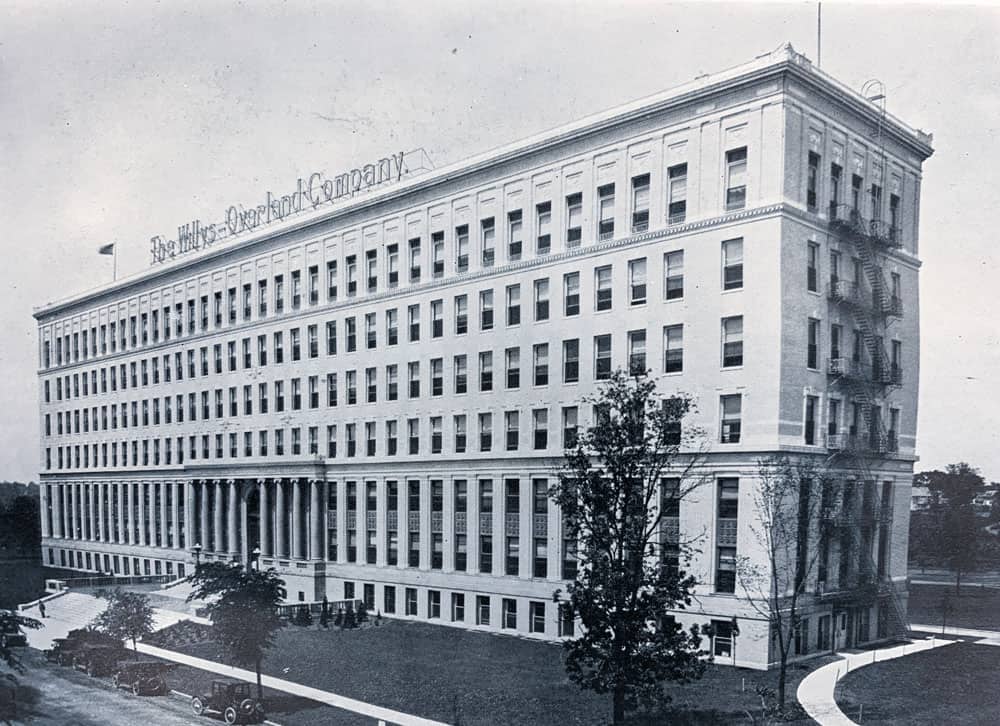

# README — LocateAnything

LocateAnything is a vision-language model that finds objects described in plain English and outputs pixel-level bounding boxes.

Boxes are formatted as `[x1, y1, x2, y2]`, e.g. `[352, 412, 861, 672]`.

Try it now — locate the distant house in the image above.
[911, 486, 932, 512]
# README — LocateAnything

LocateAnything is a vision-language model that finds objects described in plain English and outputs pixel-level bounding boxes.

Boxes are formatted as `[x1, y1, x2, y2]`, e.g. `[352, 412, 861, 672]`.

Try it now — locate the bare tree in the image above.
[735, 455, 835, 709]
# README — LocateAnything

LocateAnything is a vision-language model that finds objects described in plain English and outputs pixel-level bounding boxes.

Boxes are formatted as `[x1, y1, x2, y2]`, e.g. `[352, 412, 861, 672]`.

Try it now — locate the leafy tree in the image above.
[551, 370, 707, 724]
[95, 589, 155, 650]
[0, 611, 41, 673]
[917, 463, 986, 593]
[187, 562, 285, 699]
[734, 456, 835, 709]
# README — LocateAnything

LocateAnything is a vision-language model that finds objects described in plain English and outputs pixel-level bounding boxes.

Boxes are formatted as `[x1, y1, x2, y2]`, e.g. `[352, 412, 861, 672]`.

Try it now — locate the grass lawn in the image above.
[152, 618, 833, 725]
[908, 583, 1000, 630]
[835, 642, 1000, 725]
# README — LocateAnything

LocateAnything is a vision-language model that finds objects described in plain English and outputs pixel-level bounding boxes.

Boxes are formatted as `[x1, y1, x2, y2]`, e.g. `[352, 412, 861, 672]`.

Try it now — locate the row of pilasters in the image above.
[41, 480, 188, 551]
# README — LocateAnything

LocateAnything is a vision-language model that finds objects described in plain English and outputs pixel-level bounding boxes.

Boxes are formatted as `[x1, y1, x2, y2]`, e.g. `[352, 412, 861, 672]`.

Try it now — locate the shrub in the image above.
[356, 602, 368, 624]
[343, 605, 356, 630]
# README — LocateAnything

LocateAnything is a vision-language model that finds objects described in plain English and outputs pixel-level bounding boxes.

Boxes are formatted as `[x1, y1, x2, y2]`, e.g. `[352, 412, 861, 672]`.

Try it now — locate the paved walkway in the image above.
[796, 637, 958, 725]
[135, 642, 448, 726]
[911, 623, 1000, 645]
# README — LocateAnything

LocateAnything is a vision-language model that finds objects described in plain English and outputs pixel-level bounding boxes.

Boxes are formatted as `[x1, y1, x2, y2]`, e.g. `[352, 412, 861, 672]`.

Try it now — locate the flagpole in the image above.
[113, 245, 118, 281]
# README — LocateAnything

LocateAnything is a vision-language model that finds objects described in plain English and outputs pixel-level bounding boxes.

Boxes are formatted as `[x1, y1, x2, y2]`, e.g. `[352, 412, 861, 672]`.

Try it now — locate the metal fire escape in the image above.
[820, 79, 911, 643]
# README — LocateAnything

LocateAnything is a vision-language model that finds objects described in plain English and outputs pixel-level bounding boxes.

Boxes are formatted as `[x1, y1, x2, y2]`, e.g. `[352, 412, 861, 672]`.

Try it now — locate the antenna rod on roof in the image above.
[817, 2, 822, 68]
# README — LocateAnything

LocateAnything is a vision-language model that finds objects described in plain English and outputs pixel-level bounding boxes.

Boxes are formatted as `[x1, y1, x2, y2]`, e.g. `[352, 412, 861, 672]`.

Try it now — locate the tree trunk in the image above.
[777, 657, 787, 709]
[955, 568, 962, 596]
[132, 637, 137, 651]
[613, 685, 626, 724]
[256, 657, 264, 700]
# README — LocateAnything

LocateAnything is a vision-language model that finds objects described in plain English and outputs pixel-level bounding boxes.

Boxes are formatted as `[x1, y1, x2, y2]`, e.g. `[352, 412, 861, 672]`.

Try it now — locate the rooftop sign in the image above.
[150, 151, 408, 266]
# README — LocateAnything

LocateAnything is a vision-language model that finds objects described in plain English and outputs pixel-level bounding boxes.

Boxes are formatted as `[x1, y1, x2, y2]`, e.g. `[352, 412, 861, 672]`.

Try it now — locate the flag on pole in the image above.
[98, 243, 115, 255]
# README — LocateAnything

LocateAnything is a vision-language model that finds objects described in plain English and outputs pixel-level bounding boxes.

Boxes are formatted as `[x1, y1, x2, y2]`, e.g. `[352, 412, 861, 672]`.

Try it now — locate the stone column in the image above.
[443, 477, 455, 572]
[71, 483, 79, 539]
[310, 480, 323, 560]
[53, 483, 64, 538]
[40, 484, 51, 538]
[336, 480, 347, 564]
[491, 478, 504, 575]
[259, 480, 271, 557]
[160, 481, 169, 549]
[199, 481, 209, 551]
[96, 482, 105, 542]
[275, 480, 286, 558]
[419, 478, 431, 570]
[291, 479, 302, 560]
[83, 484, 91, 541]
[468, 477, 480, 573]
[118, 483, 126, 544]
[213, 480, 224, 553]
[227, 479, 238, 555]
[172, 481, 181, 549]
[519, 474, 532, 579]
[184, 481, 195, 551]
[376, 478, 388, 566]
[138, 482, 148, 546]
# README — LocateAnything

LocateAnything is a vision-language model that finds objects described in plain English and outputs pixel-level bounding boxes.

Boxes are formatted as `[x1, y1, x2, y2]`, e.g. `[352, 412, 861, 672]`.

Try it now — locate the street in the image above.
[0, 650, 200, 726]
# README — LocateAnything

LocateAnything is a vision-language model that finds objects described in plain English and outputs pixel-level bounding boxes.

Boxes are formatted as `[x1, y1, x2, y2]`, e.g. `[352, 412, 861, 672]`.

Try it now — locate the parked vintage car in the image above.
[190, 680, 265, 724]
[112, 660, 174, 695]
[44, 629, 120, 665]
[0, 610, 28, 648]
[72, 644, 126, 677]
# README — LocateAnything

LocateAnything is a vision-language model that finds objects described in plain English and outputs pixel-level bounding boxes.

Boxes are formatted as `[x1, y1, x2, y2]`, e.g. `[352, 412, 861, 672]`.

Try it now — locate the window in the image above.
[566, 193, 582, 247]
[326, 321, 337, 355]
[851, 174, 863, 212]
[829, 163, 842, 218]
[722, 238, 744, 290]
[595, 266, 612, 311]
[480, 289, 494, 330]
[533, 409, 548, 450]
[455, 295, 468, 335]
[454, 355, 467, 394]
[508, 210, 523, 261]
[431, 299, 444, 338]
[408, 304, 420, 342]
[597, 183, 615, 240]
[828, 398, 841, 439]
[658, 251, 684, 302]
[667, 163, 687, 224]
[365, 367, 377, 403]
[456, 225, 469, 272]
[408, 361, 420, 398]
[479, 413, 493, 452]
[505, 411, 519, 451]
[536, 202, 552, 254]
[631, 174, 650, 233]
[385, 419, 398, 456]
[562, 406, 578, 448]
[594, 334, 612, 380]
[346, 371, 357, 405]
[722, 316, 743, 367]
[807, 318, 820, 369]
[889, 194, 901, 241]
[720, 395, 742, 444]
[454, 415, 467, 453]
[533, 343, 549, 386]
[506, 284, 521, 326]
[627, 329, 646, 375]
[365, 250, 378, 293]
[807, 242, 819, 292]
[805, 395, 818, 445]
[387, 244, 399, 288]
[807, 152, 820, 211]
[870, 183, 883, 222]
[365, 314, 376, 350]
[407, 418, 419, 455]
[346, 255, 357, 296]
[502, 598, 517, 629]
[663, 324, 683, 373]
[432, 232, 444, 278]
[563, 339, 580, 383]
[715, 479, 739, 593]
[476, 595, 491, 625]
[505, 347, 520, 388]
[430, 417, 442, 453]
[408, 237, 421, 282]
[431, 358, 443, 396]
[564, 272, 580, 316]
[345, 317, 356, 353]
[479, 352, 493, 391]
[405, 588, 417, 616]
[481, 219, 495, 268]
[725, 147, 747, 211]
[451, 593, 465, 621]
[628, 258, 647, 305]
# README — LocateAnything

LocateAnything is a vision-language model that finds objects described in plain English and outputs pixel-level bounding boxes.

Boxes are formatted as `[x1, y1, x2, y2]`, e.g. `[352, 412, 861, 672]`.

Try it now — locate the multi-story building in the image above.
[32, 44, 933, 669]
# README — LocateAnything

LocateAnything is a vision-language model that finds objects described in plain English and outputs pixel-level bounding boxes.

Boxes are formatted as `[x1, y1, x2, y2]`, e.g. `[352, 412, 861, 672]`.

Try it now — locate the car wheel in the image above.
[0, 635, 7, 649]
[224, 706, 238, 724]
[191, 697, 205, 716]
[111, 673, 120, 688]
[132, 683, 141, 696]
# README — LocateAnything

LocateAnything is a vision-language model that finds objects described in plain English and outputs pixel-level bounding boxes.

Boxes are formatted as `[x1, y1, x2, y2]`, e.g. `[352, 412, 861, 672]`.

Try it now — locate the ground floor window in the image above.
[384, 586, 396, 614]
[817, 614, 831, 651]
[405, 587, 417, 616]
[559, 603, 575, 637]
[363, 583, 375, 610]
[529, 601, 545, 634]
[476, 595, 490, 626]
[502, 598, 517, 629]
[344, 582, 355, 600]
[856, 607, 871, 643]
[451, 593, 465, 622]
[428, 590, 441, 618]
[712, 619, 735, 659]
[794, 617, 810, 656]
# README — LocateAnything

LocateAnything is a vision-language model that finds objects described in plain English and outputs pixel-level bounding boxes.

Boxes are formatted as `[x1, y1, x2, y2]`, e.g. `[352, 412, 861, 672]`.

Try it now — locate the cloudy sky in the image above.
[2, 1, 998, 483]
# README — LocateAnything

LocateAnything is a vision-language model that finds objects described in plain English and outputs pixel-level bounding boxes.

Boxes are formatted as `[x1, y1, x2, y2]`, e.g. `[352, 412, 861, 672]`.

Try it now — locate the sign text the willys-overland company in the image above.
[150, 151, 406, 265]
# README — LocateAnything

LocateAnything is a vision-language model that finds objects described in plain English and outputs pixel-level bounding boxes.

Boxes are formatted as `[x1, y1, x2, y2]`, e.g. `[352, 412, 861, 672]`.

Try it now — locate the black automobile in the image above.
[0, 610, 27, 649]
[45, 628, 120, 665]
[112, 659, 174, 696]
[72, 644, 126, 677]
[191, 680, 265, 724]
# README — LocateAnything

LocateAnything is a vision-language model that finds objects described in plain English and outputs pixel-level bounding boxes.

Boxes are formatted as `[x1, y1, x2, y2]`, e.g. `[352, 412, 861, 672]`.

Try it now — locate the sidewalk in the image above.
[135, 642, 448, 726]
[911, 623, 1000, 645]
[796, 637, 958, 726]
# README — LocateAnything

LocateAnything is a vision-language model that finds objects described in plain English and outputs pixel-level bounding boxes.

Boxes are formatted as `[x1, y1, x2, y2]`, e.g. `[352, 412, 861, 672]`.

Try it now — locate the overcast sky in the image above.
[2, 1, 997, 483]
